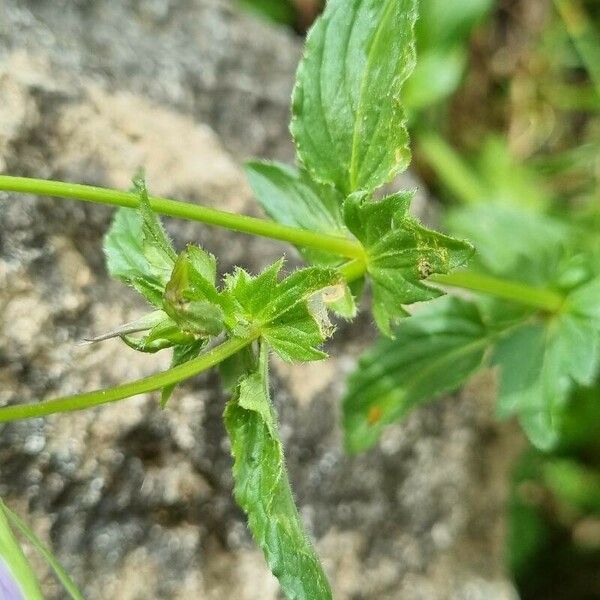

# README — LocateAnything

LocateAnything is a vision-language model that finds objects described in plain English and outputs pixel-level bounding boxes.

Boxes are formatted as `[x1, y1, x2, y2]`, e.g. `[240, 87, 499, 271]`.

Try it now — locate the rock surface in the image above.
[0, 1, 519, 598]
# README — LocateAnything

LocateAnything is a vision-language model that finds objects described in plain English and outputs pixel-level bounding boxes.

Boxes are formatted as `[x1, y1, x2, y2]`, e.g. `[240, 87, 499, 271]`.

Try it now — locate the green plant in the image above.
[0, 0, 598, 598]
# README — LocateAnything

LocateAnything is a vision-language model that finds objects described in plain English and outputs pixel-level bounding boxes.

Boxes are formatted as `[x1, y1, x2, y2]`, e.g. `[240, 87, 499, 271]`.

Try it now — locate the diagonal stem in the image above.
[0, 336, 253, 423]
[0, 176, 364, 260]
[432, 271, 564, 313]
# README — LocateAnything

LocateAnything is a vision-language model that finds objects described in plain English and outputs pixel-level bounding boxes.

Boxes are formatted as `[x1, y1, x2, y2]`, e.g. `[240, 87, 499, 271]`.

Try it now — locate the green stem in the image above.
[0, 176, 565, 312]
[338, 259, 366, 283]
[417, 133, 487, 205]
[432, 271, 564, 312]
[0, 336, 253, 423]
[0, 176, 364, 260]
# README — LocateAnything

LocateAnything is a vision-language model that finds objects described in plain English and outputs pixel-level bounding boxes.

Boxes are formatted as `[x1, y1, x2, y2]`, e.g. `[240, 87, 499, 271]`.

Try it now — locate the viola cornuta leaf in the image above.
[224, 344, 333, 600]
[245, 160, 346, 266]
[344, 191, 474, 336]
[493, 276, 600, 450]
[222, 261, 342, 361]
[244, 160, 358, 318]
[291, 0, 418, 195]
[104, 173, 176, 306]
[133, 172, 177, 278]
[343, 296, 490, 452]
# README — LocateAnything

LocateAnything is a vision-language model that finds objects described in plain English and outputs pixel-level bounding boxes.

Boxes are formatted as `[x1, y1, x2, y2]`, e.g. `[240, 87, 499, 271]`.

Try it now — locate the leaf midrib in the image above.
[349, 0, 396, 191]
[348, 330, 493, 401]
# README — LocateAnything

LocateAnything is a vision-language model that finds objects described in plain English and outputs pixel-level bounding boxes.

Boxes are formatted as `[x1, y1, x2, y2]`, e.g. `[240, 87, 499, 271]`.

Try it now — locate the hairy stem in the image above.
[338, 259, 367, 283]
[0, 337, 253, 423]
[0, 176, 364, 260]
[432, 271, 564, 313]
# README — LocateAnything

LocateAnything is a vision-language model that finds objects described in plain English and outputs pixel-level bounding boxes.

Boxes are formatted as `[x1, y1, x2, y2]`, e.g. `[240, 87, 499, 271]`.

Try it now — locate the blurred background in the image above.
[0, 0, 598, 598]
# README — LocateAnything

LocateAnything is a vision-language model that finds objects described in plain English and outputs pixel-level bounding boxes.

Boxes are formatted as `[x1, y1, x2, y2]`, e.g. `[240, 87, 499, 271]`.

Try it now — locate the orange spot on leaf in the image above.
[367, 405, 383, 425]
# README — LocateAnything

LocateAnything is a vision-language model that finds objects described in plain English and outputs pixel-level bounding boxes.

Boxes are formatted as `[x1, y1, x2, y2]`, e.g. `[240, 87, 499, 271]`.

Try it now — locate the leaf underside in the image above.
[343, 296, 489, 452]
[224, 344, 332, 600]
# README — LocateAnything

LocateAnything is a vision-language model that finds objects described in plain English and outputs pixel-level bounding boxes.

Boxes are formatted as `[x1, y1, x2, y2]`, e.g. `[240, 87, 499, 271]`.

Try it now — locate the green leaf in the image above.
[416, 0, 493, 50]
[132, 172, 177, 272]
[446, 203, 568, 285]
[403, 47, 467, 110]
[493, 286, 600, 450]
[238, 0, 295, 25]
[224, 344, 332, 600]
[343, 296, 490, 452]
[291, 0, 418, 194]
[542, 459, 600, 512]
[326, 282, 358, 320]
[160, 340, 207, 407]
[219, 345, 258, 393]
[223, 262, 341, 361]
[2, 501, 84, 600]
[567, 275, 600, 323]
[244, 161, 359, 317]
[245, 160, 346, 266]
[493, 323, 560, 449]
[0, 500, 43, 600]
[104, 174, 176, 306]
[163, 246, 224, 337]
[344, 191, 474, 335]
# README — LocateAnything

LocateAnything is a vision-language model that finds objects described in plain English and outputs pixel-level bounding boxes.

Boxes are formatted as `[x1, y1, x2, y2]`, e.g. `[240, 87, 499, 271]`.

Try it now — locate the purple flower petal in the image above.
[0, 559, 25, 600]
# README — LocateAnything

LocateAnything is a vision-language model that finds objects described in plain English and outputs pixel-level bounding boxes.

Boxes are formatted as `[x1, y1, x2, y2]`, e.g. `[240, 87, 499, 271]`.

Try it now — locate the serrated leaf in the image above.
[493, 286, 600, 450]
[223, 262, 341, 361]
[0, 500, 43, 600]
[133, 172, 177, 274]
[104, 208, 165, 306]
[245, 160, 346, 266]
[163, 246, 224, 337]
[343, 296, 490, 452]
[104, 174, 176, 306]
[224, 344, 332, 600]
[291, 0, 417, 194]
[160, 340, 207, 407]
[344, 191, 474, 335]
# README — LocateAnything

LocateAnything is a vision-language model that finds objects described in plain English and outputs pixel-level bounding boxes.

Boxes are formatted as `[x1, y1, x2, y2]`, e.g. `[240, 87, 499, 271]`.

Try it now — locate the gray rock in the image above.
[0, 1, 520, 598]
